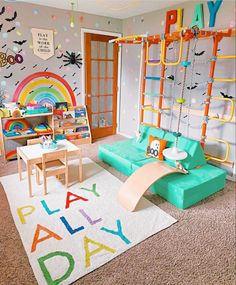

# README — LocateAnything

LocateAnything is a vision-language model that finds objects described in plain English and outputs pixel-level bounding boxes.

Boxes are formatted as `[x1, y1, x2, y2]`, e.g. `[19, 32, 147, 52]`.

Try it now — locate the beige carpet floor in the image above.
[0, 135, 235, 285]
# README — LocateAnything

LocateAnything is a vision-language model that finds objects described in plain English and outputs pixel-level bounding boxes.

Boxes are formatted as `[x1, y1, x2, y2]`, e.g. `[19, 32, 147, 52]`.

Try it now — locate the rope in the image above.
[187, 37, 198, 137]
[175, 40, 191, 147]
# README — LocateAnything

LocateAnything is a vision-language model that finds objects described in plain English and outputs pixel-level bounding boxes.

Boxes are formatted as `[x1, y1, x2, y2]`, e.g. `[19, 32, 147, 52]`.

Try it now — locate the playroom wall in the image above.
[0, 0, 122, 104]
[119, 1, 236, 179]
[0, 0, 122, 153]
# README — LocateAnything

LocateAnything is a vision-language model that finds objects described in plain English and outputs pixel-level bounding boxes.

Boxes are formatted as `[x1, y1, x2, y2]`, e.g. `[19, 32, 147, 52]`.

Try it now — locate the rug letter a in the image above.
[65, 192, 88, 209]
[38, 251, 74, 285]
[84, 236, 116, 268]
[31, 224, 62, 253]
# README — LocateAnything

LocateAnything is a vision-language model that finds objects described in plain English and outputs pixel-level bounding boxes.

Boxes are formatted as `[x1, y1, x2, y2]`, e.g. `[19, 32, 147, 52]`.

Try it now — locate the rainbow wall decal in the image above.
[13, 72, 76, 107]
[5, 119, 29, 131]
[6, 150, 17, 161]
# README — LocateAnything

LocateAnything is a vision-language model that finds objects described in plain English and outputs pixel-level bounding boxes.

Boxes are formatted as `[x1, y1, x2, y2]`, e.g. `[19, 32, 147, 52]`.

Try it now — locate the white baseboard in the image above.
[117, 131, 133, 139]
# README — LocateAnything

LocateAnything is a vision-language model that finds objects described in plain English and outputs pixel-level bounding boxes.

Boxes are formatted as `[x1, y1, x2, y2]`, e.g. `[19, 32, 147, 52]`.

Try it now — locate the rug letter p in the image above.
[17, 205, 35, 224]
[38, 251, 74, 285]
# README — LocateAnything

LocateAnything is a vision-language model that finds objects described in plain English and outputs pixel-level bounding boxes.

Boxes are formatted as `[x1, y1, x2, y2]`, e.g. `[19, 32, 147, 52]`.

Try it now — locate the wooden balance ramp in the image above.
[118, 161, 185, 211]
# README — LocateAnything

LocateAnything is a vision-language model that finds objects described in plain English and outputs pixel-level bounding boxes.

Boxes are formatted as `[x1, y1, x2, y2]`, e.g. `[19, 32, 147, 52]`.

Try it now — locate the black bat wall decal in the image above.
[56, 54, 63, 59]
[0, 24, 3, 32]
[187, 85, 198, 90]
[13, 40, 27, 46]
[0, 6, 5, 15]
[4, 73, 13, 79]
[7, 26, 15, 33]
[5, 11, 17, 22]
[196, 72, 201, 75]
[220, 91, 234, 99]
[195, 50, 205, 56]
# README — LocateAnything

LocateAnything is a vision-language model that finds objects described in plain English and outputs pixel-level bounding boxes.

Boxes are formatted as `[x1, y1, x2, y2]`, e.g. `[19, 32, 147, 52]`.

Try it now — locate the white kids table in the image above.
[17, 139, 82, 197]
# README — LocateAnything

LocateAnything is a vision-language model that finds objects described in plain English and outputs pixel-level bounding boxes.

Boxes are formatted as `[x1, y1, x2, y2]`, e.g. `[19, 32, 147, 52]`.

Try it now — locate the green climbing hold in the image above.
[176, 98, 186, 104]
[173, 132, 182, 137]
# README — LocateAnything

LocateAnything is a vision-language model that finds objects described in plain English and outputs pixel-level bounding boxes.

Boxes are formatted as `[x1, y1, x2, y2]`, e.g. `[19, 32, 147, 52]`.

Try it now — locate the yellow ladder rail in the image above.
[205, 137, 230, 163]
[208, 96, 235, 123]
[160, 36, 184, 66]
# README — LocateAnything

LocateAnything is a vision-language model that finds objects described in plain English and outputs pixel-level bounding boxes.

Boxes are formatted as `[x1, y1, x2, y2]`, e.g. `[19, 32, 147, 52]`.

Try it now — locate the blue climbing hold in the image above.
[181, 61, 191, 67]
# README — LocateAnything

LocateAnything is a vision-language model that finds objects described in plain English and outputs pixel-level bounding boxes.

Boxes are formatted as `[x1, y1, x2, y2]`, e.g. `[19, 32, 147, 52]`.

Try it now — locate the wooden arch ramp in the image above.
[118, 161, 184, 212]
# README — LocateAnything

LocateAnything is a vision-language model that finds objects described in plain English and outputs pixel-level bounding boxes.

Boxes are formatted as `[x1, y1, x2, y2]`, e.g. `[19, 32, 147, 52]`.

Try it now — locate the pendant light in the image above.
[70, 2, 75, 28]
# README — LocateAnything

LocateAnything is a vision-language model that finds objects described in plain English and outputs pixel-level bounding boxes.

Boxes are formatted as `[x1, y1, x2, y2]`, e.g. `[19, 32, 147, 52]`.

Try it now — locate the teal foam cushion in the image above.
[152, 164, 226, 208]
[101, 139, 147, 162]
[132, 125, 165, 151]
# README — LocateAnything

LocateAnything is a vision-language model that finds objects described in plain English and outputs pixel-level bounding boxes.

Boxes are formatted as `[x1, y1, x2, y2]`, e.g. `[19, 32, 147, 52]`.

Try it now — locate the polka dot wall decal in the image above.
[1, 81, 6, 87]
[79, 16, 84, 23]
[2, 33, 8, 39]
[29, 44, 33, 49]
[51, 15, 56, 20]
[63, 26, 68, 32]
[15, 22, 21, 27]
[191, 98, 197, 104]
[13, 46, 19, 52]
[6, 6, 13, 13]
[65, 38, 70, 43]
[33, 9, 39, 15]
[16, 30, 22, 36]
[21, 50, 26, 56]
[229, 20, 235, 28]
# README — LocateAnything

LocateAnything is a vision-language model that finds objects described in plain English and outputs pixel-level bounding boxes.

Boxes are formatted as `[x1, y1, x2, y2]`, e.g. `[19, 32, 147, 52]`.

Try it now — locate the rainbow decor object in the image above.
[5, 119, 29, 131]
[34, 124, 52, 135]
[6, 150, 17, 161]
[13, 72, 76, 107]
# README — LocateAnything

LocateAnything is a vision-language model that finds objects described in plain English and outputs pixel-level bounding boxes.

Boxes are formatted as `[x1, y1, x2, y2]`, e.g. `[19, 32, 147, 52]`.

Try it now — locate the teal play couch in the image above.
[98, 125, 227, 209]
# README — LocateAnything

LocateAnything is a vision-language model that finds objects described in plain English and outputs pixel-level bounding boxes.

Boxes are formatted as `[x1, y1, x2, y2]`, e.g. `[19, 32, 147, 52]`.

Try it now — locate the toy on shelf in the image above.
[6, 150, 17, 161]
[34, 123, 52, 135]
[3, 118, 35, 137]
[24, 101, 52, 115]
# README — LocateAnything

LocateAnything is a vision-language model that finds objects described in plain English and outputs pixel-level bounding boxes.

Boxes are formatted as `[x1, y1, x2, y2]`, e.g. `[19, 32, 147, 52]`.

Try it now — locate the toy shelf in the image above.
[53, 105, 92, 146]
[1, 112, 53, 121]
[0, 112, 54, 164]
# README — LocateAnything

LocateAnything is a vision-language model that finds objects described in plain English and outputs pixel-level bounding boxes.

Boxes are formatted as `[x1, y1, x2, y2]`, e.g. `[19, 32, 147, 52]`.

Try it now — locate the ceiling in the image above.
[9, 0, 188, 19]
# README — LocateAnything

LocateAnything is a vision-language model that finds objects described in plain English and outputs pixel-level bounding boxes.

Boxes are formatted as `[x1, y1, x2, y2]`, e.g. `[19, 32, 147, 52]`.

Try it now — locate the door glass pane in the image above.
[106, 96, 112, 111]
[108, 79, 113, 94]
[108, 43, 113, 59]
[99, 113, 106, 128]
[92, 97, 98, 113]
[106, 112, 112, 126]
[100, 61, 106, 78]
[92, 79, 98, 96]
[92, 60, 98, 77]
[100, 79, 105, 95]
[107, 62, 113, 77]
[92, 114, 98, 129]
[99, 42, 106, 59]
[100, 96, 105, 112]
[91, 41, 98, 59]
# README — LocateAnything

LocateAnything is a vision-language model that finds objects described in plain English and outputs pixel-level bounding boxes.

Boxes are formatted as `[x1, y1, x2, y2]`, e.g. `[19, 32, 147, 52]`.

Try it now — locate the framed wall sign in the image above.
[31, 28, 54, 60]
